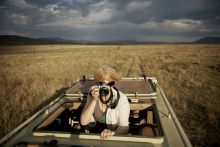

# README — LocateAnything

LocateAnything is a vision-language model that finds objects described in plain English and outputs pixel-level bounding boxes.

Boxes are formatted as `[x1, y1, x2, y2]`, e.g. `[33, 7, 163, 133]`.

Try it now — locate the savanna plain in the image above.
[0, 44, 219, 146]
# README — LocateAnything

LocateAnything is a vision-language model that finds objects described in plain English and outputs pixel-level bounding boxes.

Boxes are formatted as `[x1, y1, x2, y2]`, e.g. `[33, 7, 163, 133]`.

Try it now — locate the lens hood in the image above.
[99, 86, 109, 97]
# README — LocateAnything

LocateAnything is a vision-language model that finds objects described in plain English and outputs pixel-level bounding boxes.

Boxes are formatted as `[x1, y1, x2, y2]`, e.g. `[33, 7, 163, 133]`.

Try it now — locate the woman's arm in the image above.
[115, 94, 130, 135]
[114, 126, 129, 135]
[80, 86, 99, 125]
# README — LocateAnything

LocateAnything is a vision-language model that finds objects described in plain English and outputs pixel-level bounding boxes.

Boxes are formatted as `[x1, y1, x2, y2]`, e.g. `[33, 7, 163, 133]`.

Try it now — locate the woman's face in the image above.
[102, 79, 111, 84]
[98, 75, 115, 86]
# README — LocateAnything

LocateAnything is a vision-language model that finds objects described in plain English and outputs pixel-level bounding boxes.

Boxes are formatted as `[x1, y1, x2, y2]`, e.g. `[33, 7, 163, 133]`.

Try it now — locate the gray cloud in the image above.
[0, 0, 219, 42]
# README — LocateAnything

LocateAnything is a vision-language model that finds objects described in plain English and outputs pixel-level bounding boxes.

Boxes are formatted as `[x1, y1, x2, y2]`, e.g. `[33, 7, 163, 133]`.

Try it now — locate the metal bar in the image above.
[82, 77, 157, 81]
[148, 79, 157, 92]
[33, 132, 164, 144]
[65, 93, 157, 97]
[152, 103, 164, 137]
[157, 85, 192, 147]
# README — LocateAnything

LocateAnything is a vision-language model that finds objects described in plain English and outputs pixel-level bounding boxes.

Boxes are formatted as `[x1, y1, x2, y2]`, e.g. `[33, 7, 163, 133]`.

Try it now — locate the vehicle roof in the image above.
[0, 77, 192, 147]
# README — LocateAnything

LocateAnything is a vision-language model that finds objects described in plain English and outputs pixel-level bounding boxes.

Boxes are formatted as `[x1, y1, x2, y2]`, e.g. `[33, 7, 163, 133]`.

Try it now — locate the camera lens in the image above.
[99, 86, 109, 97]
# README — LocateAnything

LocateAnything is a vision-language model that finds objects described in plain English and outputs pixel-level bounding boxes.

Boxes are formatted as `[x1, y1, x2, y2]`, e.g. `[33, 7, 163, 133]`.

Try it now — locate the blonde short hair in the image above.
[94, 65, 121, 82]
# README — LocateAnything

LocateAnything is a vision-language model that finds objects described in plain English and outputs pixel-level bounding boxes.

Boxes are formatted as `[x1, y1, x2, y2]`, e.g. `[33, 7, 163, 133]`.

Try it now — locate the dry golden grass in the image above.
[0, 44, 220, 146]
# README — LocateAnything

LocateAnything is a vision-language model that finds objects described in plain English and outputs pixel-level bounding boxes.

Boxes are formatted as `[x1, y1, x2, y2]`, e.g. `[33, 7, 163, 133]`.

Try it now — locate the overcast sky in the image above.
[0, 0, 219, 42]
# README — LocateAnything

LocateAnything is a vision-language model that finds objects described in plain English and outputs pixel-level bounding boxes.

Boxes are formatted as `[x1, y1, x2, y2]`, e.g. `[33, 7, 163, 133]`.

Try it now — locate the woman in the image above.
[80, 65, 130, 139]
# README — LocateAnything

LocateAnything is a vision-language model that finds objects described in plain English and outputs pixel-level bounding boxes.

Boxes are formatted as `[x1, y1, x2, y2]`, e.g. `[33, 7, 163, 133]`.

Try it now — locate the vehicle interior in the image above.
[34, 101, 162, 137]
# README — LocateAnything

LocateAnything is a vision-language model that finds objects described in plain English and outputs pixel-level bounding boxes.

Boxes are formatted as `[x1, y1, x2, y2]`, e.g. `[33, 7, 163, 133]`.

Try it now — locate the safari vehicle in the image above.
[0, 77, 192, 147]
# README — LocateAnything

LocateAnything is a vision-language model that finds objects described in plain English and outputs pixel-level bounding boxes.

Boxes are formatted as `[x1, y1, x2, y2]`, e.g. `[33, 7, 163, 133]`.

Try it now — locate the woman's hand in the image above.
[100, 129, 115, 139]
[80, 86, 100, 126]
[90, 86, 99, 102]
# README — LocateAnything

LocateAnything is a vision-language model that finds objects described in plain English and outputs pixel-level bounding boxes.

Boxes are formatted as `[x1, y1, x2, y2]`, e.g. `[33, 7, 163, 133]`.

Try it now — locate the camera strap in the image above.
[109, 87, 120, 109]
[99, 86, 120, 109]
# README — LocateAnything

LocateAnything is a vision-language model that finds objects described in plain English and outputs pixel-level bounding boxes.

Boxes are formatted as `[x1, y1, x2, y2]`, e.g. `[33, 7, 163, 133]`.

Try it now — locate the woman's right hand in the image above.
[80, 86, 99, 126]
[90, 86, 99, 102]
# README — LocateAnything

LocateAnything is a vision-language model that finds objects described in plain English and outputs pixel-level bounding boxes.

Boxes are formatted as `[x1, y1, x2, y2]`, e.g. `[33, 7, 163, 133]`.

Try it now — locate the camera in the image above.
[98, 84, 111, 104]
[97, 81, 115, 97]
[98, 85, 110, 97]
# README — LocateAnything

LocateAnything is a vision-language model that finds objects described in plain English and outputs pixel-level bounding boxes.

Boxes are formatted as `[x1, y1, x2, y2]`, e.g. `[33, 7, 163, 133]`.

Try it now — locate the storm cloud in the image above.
[0, 0, 219, 42]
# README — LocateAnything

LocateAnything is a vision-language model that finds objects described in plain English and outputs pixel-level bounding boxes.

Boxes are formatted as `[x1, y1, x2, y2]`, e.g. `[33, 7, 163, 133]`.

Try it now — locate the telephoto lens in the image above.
[98, 84, 111, 104]
[99, 86, 109, 97]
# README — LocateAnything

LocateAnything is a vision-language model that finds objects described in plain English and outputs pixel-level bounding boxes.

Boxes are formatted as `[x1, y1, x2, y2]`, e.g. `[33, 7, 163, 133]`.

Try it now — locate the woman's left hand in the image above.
[100, 129, 115, 139]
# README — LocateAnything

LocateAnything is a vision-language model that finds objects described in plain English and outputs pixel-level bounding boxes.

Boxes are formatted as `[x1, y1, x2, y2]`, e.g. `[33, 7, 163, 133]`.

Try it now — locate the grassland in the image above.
[0, 44, 220, 146]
